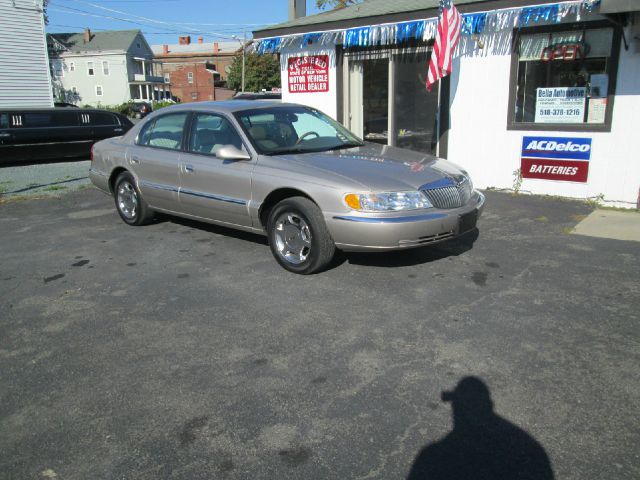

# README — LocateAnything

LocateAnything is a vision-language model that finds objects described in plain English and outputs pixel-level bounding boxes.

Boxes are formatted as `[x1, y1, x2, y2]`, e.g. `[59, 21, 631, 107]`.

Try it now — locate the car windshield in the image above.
[234, 106, 363, 155]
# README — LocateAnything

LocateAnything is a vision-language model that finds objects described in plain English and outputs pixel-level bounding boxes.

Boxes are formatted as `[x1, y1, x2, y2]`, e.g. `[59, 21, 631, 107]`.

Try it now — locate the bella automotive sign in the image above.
[288, 55, 329, 93]
[521, 136, 591, 183]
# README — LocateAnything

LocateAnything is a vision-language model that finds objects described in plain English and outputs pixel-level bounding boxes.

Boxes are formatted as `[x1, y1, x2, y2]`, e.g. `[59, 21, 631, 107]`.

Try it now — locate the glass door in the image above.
[392, 49, 439, 154]
[345, 48, 441, 155]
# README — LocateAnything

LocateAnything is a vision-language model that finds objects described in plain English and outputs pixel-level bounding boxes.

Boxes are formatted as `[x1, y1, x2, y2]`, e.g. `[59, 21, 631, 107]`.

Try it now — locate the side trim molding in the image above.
[139, 180, 247, 206]
[180, 188, 247, 205]
[89, 167, 108, 177]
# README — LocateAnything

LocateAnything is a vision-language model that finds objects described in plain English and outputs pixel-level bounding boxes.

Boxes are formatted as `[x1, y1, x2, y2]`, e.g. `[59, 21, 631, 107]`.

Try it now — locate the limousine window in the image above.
[52, 111, 80, 127]
[0, 113, 7, 129]
[138, 112, 188, 150]
[23, 113, 51, 127]
[91, 111, 117, 125]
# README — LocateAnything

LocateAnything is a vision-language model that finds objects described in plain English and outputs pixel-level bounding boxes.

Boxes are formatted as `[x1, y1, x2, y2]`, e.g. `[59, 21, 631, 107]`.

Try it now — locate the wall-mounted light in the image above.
[471, 34, 485, 50]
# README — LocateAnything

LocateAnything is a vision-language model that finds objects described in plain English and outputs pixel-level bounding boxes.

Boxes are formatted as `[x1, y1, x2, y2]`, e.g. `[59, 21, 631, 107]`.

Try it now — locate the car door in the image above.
[127, 111, 188, 212]
[178, 112, 254, 227]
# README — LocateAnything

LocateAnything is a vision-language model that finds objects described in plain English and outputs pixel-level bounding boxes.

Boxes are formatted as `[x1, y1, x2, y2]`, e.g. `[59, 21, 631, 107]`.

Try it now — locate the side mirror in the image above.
[216, 145, 251, 161]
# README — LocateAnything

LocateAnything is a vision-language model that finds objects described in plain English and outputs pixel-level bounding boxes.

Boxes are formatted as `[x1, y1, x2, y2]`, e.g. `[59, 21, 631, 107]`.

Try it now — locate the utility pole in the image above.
[241, 29, 246, 93]
[233, 30, 246, 93]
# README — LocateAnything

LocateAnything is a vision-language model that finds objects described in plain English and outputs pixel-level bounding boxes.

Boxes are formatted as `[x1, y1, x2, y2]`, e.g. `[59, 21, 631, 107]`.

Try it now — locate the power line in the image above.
[49, 5, 250, 39]
[56, 0, 254, 40]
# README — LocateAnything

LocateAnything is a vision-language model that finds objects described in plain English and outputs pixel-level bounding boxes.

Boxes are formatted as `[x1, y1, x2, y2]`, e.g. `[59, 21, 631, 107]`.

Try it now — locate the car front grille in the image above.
[422, 178, 472, 209]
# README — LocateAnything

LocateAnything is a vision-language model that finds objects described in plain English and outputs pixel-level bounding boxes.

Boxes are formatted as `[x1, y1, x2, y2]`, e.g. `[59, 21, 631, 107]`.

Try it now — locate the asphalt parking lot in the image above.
[1, 187, 639, 479]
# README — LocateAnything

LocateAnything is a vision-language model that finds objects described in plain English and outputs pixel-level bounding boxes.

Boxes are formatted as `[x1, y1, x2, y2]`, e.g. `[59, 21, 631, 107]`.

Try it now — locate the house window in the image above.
[96, 85, 103, 96]
[102, 61, 109, 75]
[69, 62, 75, 72]
[508, 22, 620, 131]
[53, 60, 63, 78]
[191, 92, 198, 100]
[87, 61, 95, 76]
[187, 72, 193, 84]
[164, 73, 170, 83]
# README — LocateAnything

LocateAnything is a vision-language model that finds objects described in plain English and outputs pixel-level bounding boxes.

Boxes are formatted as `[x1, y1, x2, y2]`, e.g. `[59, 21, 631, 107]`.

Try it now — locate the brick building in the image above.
[152, 36, 240, 103]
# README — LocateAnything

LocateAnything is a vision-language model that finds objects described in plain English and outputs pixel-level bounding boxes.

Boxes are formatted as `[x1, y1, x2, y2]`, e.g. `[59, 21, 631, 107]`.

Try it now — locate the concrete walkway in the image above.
[573, 208, 640, 241]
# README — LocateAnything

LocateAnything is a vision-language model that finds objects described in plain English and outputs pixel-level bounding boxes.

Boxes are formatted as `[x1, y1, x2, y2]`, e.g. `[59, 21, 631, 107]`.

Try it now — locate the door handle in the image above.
[130, 156, 140, 164]
[0, 133, 10, 138]
[183, 164, 194, 173]
[114, 128, 123, 133]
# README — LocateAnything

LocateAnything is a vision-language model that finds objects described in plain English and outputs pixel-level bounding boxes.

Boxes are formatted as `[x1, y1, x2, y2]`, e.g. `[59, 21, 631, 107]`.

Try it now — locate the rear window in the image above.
[91, 112, 117, 126]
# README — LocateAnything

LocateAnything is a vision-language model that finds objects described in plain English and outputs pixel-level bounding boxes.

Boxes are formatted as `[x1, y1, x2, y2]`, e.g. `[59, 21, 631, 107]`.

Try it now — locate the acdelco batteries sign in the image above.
[521, 136, 591, 183]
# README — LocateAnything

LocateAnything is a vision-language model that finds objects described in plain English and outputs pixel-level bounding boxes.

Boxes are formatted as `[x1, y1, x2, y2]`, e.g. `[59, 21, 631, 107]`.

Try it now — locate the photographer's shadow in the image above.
[407, 377, 554, 480]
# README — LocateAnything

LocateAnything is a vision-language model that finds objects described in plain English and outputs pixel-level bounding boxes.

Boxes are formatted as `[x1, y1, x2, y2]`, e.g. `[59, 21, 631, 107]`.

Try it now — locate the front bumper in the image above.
[325, 191, 485, 252]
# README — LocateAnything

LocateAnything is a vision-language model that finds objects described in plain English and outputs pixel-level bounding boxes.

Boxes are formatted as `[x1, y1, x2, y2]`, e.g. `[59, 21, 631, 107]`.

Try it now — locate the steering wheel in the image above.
[295, 131, 320, 145]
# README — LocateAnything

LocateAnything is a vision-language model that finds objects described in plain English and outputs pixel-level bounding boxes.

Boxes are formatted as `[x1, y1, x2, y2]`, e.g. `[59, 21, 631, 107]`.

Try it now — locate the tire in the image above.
[267, 196, 336, 274]
[113, 171, 154, 226]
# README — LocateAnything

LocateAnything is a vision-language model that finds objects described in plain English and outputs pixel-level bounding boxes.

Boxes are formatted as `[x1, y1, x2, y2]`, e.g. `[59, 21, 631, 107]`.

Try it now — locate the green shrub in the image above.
[152, 100, 175, 110]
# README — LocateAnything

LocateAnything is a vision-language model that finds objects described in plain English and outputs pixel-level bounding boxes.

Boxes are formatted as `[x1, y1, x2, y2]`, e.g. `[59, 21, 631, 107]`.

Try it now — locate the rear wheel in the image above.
[267, 196, 335, 274]
[114, 171, 154, 226]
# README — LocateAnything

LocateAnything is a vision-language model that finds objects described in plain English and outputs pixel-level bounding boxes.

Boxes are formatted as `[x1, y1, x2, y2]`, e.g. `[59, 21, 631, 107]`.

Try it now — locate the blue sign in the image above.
[521, 136, 592, 161]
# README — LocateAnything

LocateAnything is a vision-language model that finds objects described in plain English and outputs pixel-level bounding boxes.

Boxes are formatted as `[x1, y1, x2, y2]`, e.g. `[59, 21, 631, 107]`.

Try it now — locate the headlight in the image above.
[464, 174, 474, 192]
[344, 191, 432, 212]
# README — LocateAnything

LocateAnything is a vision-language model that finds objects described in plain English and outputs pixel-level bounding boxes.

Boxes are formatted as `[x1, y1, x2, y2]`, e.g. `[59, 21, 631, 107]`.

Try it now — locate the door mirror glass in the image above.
[215, 145, 251, 161]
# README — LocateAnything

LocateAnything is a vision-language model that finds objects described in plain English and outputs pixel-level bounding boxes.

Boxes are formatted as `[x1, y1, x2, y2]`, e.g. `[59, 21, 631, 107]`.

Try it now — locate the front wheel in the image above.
[114, 171, 154, 226]
[267, 197, 336, 274]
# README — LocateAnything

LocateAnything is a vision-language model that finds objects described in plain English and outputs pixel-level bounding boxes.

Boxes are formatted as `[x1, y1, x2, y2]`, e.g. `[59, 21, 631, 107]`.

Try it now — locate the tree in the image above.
[316, 0, 359, 10]
[226, 53, 280, 93]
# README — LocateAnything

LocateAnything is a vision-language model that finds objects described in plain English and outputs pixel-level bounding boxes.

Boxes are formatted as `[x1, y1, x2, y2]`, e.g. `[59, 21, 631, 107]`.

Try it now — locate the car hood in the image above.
[277, 143, 467, 191]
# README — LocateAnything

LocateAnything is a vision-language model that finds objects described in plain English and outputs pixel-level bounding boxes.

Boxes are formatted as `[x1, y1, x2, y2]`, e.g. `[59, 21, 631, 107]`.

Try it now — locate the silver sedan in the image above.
[89, 101, 484, 274]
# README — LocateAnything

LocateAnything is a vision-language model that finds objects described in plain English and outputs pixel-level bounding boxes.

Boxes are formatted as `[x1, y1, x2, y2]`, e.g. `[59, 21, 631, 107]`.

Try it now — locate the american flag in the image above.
[426, 0, 462, 92]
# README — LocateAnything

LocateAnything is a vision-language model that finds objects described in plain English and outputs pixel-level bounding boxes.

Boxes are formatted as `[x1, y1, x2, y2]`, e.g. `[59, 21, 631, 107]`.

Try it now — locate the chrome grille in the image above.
[422, 178, 472, 209]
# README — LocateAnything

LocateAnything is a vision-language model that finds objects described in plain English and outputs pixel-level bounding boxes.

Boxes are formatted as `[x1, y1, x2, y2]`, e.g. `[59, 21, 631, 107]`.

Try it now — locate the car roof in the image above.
[156, 100, 297, 115]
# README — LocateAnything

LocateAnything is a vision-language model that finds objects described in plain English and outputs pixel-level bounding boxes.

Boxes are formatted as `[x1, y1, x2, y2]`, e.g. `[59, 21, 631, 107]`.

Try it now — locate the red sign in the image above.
[521, 158, 589, 182]
[288, 55, 329, 93]
[541, 43, 586, 62]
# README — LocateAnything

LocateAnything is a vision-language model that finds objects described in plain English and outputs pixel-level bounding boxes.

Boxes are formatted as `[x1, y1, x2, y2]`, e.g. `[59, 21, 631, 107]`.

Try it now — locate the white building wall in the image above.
[56, 53, 131, 106]
[279, 44, 338, 119]
[274, 12, 638, 208]
[448, 20, 639, 208]
[0, 0, 53, 108]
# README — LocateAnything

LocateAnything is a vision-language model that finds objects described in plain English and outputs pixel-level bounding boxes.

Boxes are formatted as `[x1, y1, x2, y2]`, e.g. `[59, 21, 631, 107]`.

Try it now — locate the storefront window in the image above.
[393, 50, 438, 154]
[509, 23, 619, 131]
[362, 58, 389, 144]
[346, 47, 441, 155]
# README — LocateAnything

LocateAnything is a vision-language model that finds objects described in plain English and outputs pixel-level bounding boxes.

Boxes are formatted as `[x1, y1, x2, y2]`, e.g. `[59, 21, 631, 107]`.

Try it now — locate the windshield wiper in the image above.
[265, 142, 364, 156]
[326, 142, 363, 150]
[265, 147, 310, 156]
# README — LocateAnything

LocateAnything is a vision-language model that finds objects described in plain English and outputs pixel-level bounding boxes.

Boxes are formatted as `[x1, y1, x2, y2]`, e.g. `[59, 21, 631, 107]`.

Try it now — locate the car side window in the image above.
[23, 112, 52, 127]
[51, 111, 80, 127]
[188, 113, 246, 156]
[90, 112, 117, 126]
[137, 113, 188, 150]
[0, 113, 7, 129]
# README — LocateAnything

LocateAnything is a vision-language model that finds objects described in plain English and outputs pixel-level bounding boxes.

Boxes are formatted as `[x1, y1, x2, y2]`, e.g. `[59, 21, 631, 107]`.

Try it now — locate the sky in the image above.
[45, 0, 325, 46]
